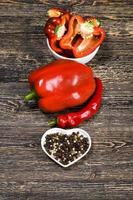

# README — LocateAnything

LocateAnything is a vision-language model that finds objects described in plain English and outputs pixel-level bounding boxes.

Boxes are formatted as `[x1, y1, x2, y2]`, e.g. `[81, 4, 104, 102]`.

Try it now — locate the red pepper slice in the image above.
[49, 35, 63, 53]
[44, 17, 63, 53]
[44, 17, 61, 38]
[44, 13, 70, 53]
[49, 78, 102, 127]
[73, 27, 105, 58]
[59, 15, 84, 50]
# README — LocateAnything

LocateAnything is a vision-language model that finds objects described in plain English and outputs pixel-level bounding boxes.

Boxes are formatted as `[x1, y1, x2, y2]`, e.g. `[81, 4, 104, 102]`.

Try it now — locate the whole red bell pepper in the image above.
[24, 59, 96, 113]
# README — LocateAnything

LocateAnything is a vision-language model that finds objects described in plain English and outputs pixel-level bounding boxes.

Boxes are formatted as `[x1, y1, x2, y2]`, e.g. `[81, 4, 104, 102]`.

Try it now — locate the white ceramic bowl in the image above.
[46, 38, 100, 64]
[41, 128, 91, 168]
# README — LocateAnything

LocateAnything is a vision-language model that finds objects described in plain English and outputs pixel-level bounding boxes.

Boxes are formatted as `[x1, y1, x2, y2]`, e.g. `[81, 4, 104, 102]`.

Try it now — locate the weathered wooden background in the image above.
[0, 0, 133, 199]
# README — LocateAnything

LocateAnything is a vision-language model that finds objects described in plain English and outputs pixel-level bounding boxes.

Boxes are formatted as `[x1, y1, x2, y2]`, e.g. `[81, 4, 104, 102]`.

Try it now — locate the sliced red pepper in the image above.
[73, 27, 105, 58]
[44, 13, 70, 53]
[49, 36, 63, 53]
[59, 15, 84, 50]
[59, 15, 105, 58]
[54, 13, 70, 40]
[44, 17, 63, 53]
[50, 14, 70, 53]
[44, 8, 105, 58]
[44, 17, 61, 38]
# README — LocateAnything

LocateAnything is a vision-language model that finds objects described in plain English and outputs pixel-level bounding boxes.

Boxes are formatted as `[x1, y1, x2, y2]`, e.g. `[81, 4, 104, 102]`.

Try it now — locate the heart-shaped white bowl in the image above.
[41, 128, 91, 168]
[46, 38, 100, 64]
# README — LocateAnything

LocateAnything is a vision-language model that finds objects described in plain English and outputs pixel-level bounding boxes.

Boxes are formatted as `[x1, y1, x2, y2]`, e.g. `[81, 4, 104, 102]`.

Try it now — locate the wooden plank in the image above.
[0, 0, 133, 199]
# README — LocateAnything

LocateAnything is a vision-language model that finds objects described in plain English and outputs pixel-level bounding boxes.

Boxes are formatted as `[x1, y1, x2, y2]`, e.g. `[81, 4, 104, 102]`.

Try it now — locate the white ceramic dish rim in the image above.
[41, 128, 91, 168]
[46, 38, 100, 62]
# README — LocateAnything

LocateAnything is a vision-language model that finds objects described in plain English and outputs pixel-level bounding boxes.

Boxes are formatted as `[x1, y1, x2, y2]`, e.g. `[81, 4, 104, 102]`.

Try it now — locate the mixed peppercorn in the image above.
[44, 132, 89, 165]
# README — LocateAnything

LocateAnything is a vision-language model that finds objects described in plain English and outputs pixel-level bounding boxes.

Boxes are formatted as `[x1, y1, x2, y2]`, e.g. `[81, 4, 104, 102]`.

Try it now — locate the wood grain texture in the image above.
[0, 0, 133, 199]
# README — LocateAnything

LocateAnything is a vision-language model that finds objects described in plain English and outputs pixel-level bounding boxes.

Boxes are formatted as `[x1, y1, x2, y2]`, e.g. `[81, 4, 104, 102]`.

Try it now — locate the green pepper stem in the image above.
[48, 118, 57, 127]
[24, 90, 38, 102]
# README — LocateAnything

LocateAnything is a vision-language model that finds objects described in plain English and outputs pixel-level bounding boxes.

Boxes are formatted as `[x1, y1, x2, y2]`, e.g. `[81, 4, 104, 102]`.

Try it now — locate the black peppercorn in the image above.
[44, 132, 89, 165]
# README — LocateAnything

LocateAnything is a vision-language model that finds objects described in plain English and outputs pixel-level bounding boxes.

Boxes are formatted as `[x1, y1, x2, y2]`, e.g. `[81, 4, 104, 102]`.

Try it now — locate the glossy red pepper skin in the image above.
[44, 17, 61, 38]
[44, 17, 63, 53]
[51, 78, 102, 127]
[25, 60, 96, 113]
